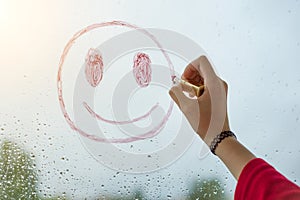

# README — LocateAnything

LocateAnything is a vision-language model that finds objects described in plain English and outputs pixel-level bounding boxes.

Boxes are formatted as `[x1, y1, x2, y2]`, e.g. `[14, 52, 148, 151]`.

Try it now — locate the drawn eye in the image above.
[133, 52, 152, 87]
[85, 48, 104, 87]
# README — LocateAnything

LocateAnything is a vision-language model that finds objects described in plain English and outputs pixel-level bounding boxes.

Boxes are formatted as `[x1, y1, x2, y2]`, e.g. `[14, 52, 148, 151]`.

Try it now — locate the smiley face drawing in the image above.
[83, 49, 158, 127]
[58, 21, 176, 143]
[57, 21, 207, 172]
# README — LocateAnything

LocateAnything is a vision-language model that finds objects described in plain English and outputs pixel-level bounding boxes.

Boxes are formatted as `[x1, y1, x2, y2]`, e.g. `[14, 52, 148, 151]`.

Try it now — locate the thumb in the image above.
[169, 84, 194, 111]
[169, 84, 201, 136]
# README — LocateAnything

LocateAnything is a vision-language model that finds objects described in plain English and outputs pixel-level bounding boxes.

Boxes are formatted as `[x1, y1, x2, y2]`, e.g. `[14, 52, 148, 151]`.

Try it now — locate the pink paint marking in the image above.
[85, 48, 104, 87]
[57, 21, 175, 143]
[84, 52, 153, 125]
[133, 52, 152, 87]
[83, 102, 159, 125]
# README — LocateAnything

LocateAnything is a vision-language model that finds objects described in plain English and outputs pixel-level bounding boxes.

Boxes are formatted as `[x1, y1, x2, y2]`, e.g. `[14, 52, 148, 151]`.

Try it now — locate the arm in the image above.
[215, 137, 255, 179]
[169, 55, 254, 179]
[169, 55, 300, 199]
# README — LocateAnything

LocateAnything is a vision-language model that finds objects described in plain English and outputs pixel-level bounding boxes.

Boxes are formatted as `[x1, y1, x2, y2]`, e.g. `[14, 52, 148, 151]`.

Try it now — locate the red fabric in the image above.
[235, 158, 300, 200]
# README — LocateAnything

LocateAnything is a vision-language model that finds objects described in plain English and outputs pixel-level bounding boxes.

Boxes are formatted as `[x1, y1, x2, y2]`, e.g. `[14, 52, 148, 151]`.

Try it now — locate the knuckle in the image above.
[198, 55, 207, 63]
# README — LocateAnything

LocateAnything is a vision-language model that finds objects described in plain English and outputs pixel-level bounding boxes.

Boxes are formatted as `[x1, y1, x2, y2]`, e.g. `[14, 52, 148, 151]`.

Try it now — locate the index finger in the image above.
[181, 63, 204, 86]
[183, 56, 217, 85]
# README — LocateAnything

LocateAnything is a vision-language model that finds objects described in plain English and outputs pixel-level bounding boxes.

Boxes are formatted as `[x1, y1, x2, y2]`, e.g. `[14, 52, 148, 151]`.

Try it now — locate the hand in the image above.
[169, 56, 230, 146]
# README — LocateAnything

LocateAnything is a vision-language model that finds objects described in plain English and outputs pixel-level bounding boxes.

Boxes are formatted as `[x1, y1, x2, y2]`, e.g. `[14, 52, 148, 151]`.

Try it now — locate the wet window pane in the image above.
[1, 1, 299, 199]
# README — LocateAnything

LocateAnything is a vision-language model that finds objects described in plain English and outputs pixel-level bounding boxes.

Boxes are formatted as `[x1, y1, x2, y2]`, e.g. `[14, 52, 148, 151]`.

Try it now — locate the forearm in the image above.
[215, 136, 256, 180]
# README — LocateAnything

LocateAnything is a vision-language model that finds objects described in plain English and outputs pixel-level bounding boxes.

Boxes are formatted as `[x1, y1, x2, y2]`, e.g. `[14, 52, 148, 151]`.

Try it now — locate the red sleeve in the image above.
[235, 158, 300, 200]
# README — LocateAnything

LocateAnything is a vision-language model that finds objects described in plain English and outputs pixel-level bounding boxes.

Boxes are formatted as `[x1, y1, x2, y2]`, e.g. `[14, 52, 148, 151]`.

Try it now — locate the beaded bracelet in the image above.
[209, 131, 237, 155]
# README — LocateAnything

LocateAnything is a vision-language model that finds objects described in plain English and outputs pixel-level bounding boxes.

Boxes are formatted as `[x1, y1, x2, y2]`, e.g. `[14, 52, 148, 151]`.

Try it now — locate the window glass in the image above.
[1, 1, 299, 199]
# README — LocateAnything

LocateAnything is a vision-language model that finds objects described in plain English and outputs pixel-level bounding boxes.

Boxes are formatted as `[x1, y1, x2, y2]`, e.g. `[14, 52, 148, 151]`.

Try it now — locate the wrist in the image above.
[214, 136, 237, 156]
[210, 131, 236, 155]
[203, 121, 230, 147]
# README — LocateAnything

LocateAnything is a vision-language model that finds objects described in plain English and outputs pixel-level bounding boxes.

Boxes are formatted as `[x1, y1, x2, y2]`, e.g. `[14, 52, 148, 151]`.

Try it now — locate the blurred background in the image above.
[0, 0, 299, 199]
